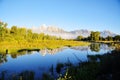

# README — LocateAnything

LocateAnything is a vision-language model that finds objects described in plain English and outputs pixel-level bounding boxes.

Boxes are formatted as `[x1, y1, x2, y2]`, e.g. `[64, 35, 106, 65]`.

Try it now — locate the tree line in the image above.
[76, 31, 120, 41]
[0, 21, 61, 42]
[1, 21, 120, 42]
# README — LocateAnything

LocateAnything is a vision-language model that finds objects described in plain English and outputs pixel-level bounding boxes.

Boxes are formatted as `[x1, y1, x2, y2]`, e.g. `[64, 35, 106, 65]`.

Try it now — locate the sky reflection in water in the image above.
[0, 43, 114, 78]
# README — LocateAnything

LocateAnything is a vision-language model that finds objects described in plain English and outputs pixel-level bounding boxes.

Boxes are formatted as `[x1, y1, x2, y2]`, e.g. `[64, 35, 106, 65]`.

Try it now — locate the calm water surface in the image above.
[0, 43, 114, 79]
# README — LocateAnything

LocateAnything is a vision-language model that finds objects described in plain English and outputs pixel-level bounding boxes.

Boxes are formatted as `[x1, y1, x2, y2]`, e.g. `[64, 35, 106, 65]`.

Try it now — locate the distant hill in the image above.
[100, 30, 116, 38]
[32, 24, 117, 39]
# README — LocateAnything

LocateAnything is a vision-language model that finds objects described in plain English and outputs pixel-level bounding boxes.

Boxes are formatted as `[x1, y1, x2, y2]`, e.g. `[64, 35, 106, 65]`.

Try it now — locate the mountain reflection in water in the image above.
[40, 48, 65, 56]
[0, 43, 114, 79]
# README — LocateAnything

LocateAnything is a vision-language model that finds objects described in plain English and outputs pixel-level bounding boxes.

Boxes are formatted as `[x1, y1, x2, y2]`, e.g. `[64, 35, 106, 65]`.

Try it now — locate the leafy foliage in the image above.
[76, 35, 83, 41]
[90, 31, 100, 41]
[0, 21, 59, 42]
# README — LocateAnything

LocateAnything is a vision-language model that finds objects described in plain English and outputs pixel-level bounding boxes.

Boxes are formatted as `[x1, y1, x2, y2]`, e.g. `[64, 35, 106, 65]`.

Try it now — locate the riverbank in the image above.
[92, 41, 120, 43]
[56, 48, 120, 80]
[0, 40, 90, 54]
[0, 44, 119, 80]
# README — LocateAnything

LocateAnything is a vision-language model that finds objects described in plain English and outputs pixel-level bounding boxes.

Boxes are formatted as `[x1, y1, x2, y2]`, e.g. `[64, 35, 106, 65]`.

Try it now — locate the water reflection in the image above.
[0, 44, 114, 65]
[0, 43, 115, 79]
[71, 43, 114, 52]
[90, 43, 100, 52]
[0, 70, 35, 80]
[11, 51, 27, 58]
[40, 48, 65, 56]
[70, 46, 89, 51]
[0, 54, 7, 65]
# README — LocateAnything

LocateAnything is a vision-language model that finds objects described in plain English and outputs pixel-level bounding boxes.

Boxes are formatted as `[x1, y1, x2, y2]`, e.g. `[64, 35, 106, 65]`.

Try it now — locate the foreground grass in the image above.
[0, 40, 90, 54]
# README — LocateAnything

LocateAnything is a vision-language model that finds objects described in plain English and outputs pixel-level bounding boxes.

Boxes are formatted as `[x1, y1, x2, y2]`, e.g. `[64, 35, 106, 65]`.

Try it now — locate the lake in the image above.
[0, 43, 114, 79]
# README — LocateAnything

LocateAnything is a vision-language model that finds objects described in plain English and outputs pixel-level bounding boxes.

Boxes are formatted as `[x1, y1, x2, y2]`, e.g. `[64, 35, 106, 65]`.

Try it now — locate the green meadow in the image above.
[0, 40, 90, 54]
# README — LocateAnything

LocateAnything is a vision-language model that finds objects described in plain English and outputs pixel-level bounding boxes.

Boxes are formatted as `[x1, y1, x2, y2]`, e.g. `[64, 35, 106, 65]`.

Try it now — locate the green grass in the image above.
[0, 40, 90, 54]
[94, 40, 120, 43]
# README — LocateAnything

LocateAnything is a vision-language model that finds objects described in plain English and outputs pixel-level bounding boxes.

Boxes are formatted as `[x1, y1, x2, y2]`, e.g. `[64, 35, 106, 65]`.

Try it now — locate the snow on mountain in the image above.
[32, 25, 117, 39]
[100, 30, 116, 38]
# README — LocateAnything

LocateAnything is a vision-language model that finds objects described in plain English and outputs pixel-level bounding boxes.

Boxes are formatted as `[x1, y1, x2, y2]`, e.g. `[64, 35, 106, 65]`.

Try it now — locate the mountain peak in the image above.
[32, 26, 117, 39]
[101, 30, 116, 38]
[32, 24, 65, 33]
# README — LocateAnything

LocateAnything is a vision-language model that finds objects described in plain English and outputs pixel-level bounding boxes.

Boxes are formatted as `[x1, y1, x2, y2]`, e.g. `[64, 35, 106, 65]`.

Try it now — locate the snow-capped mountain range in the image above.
[31, 24, 117, 39]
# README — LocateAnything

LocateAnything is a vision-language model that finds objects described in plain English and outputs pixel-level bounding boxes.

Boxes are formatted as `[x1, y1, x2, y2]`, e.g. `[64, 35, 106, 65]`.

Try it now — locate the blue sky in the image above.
[0, 0, 120, 34]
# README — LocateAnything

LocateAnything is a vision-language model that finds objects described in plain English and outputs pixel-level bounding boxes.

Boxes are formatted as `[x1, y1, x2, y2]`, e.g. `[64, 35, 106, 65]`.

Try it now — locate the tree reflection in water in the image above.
[0, 70, 35, 80]
[0, 53, 7, 65]
[0, 44, 115, 80]
[90, 43, 100, 52]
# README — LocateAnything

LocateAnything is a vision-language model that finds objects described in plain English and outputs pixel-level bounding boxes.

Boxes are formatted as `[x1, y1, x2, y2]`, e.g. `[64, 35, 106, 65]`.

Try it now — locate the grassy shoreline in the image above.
[91, 41, 120, 43]
[0, 40, 90, 54]
[1, 46, 119, 80]
[57, 48, 120, 80]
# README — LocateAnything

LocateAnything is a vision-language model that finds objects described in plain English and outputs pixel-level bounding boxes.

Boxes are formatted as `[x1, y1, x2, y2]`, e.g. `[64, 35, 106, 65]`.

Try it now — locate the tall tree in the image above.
[76, 36, 83, 41]
[114, 35, 120, 41]
[27, 29, 33, 40]
[106, 36, 113, 41]
[90, 31, 100, 41]
[17, 28, 27, 39]
[0, 21, 8, 41]
[10, 26, 17, 35]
